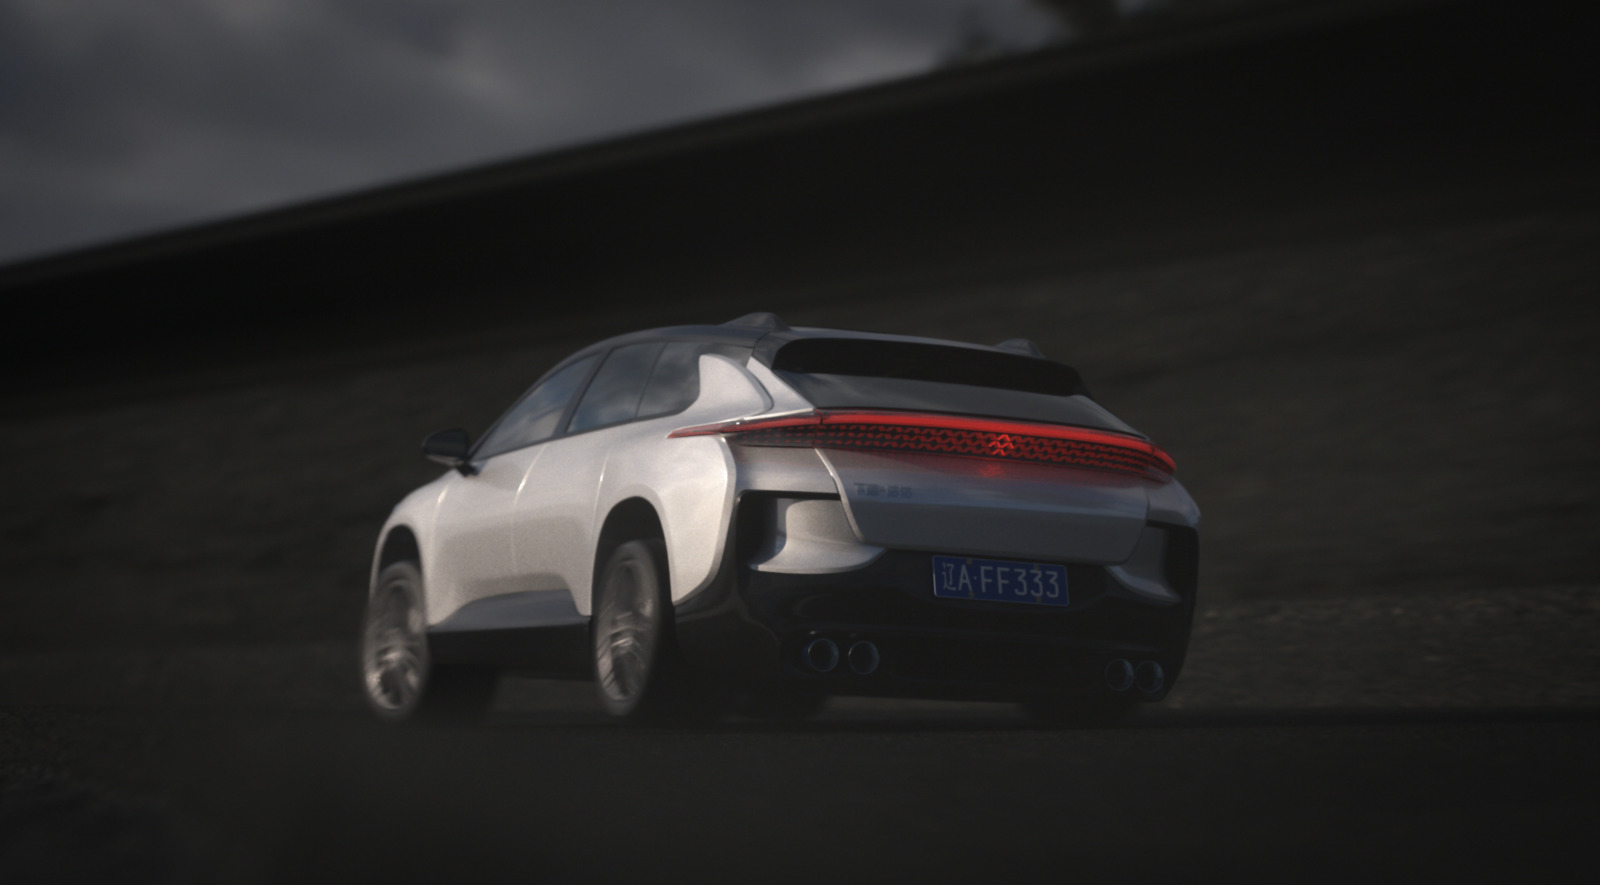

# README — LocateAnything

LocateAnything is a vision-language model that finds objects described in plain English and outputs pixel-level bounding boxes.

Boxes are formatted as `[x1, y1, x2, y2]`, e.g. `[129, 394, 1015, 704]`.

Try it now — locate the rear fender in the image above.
[594, 354, 774, 609]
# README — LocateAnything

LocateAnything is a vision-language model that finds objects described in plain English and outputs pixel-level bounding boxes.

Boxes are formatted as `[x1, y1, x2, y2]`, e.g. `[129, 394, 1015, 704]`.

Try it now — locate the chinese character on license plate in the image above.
[931, 555, 1070, 607]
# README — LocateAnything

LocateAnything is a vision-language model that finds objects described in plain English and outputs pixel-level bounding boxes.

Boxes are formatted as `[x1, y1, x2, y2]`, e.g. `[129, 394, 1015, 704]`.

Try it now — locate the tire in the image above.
[591, 539, 707, 722]
[360, 561, 498, 723]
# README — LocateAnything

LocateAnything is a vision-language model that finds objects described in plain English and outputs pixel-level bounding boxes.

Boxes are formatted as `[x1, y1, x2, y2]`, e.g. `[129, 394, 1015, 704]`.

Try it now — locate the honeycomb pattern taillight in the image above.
[671, 410, 1175, 481]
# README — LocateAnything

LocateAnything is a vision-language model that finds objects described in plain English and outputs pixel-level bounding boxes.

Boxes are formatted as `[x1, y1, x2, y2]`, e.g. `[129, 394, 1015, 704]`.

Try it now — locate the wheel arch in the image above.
[372, 524, 422, 596]
[593, 498, 667, 596]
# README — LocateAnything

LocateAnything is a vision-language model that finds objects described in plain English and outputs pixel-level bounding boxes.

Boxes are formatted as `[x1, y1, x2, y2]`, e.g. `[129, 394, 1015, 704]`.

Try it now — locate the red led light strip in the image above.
[671, 410, 1175, 480]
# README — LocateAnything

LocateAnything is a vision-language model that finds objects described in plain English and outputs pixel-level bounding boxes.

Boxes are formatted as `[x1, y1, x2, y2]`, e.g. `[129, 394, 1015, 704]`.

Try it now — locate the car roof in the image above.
[557, 313, 1047, 367]
[548, 323, 765, 367]
[748, 326, 1030, 365]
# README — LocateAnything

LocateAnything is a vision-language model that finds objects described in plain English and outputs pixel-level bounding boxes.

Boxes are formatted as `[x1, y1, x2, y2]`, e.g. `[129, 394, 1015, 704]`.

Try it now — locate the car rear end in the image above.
[672, 332, 1199, 706]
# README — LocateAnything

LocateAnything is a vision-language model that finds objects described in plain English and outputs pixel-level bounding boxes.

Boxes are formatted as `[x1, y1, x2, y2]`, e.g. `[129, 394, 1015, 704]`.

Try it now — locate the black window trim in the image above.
[467, 337, 757, 461]
[562, 341, 669, 438]
[559, 340, 753, 439]
[468, 352, 604, 463]
[633, 340, 751, 423]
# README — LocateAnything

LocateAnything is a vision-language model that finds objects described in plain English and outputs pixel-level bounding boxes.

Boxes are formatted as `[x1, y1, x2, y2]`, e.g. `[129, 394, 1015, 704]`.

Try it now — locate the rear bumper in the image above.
[674, 515, 1198, 703]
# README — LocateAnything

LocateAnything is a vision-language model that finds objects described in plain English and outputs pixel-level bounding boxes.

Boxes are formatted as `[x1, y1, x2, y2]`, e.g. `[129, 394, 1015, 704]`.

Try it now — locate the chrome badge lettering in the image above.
[854, 482, 914, 498]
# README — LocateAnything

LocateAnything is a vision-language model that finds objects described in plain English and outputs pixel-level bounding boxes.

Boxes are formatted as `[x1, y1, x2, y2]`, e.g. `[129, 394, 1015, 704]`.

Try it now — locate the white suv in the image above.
[361, 313, 1199, 722]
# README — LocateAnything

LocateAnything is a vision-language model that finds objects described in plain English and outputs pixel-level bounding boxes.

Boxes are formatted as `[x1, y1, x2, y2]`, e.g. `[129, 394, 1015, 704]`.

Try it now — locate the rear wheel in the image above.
[361, 561, 498, 723]
[592, 540, 716, 721]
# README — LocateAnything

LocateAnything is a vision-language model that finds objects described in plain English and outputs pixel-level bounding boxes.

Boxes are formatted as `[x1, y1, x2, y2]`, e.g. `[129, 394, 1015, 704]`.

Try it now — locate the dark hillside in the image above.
[0, 0, 1594, 650]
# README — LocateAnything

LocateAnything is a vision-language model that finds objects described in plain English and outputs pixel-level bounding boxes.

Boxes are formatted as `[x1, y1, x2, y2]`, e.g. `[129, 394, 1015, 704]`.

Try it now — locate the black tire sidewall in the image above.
[363, 561, 498, 723]
[593, 539, 671, 720]
[362, 561, 431, 722]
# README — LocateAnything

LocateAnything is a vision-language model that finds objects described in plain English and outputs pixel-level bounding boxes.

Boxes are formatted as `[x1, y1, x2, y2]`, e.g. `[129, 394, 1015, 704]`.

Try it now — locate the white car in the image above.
[361, 313, 1199, 722]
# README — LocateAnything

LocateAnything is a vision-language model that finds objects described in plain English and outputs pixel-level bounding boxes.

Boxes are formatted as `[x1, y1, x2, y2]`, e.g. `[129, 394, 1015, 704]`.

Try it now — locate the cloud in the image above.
[0, 0, 1057, 264]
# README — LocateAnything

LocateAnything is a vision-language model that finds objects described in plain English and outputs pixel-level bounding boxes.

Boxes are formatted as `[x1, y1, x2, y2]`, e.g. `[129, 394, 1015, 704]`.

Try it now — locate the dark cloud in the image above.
[0, 0, 1058, 264]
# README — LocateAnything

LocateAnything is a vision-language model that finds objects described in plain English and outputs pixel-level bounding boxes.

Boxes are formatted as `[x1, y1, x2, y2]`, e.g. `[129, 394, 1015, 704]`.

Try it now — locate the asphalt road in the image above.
[4, 582, 1597, 883]
[4, 700, 1596, 884]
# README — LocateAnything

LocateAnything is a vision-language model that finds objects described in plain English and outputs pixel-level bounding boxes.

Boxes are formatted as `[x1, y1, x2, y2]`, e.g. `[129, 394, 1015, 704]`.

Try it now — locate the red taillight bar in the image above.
[670, 409, 1176, 479]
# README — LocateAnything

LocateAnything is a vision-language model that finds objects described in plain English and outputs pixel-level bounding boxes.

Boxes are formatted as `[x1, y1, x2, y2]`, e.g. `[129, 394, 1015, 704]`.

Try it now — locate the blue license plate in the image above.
[931, 556, 1070, 607]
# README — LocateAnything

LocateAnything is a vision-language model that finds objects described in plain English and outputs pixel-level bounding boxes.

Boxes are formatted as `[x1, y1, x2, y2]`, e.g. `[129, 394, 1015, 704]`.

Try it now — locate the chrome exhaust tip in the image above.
[1104, 658, 1135, 692]
[803, 638, 839, 673]
[847, 641, 880, 675]
[1134, 660, 1165, 695]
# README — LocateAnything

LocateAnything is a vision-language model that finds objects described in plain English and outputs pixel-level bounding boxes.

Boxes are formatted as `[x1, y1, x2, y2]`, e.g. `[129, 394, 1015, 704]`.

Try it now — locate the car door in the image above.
[512, 342, 666, 614]
[427, 354, 598, 622]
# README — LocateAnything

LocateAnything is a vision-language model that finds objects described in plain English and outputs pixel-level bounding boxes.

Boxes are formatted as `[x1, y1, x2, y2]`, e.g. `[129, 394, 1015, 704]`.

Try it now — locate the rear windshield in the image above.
[770, 339, 1135, 433]
[772, 339, 1087, 396]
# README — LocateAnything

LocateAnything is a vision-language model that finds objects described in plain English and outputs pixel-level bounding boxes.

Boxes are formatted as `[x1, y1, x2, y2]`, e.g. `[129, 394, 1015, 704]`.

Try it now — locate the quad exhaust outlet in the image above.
[1104, 659, 1135, 692]
[802, 637, 881, 675]
[1106, 658, 1165, 695]
[1134, 660, 1165, 695]
[847, 641, 880, 675]
[802, 638, 839, 673]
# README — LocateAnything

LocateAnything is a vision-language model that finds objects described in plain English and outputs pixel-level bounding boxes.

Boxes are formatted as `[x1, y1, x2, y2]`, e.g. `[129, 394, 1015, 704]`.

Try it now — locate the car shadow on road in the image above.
[481, 701, 1600, 735]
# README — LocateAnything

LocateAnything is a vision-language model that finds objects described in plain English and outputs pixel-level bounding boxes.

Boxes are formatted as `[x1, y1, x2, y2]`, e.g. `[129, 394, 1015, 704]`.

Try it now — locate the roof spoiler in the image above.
[721, 312, 789, 331]
[993, 337, 1045, 358]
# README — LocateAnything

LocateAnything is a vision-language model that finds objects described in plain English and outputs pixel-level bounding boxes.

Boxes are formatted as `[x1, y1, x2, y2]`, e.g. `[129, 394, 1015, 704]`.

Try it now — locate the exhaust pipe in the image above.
[847, 641, 880, 675]
[1134, 660, 1165, 695]
[803, 638, 839, 673]
[1104, 658, 1135, 692]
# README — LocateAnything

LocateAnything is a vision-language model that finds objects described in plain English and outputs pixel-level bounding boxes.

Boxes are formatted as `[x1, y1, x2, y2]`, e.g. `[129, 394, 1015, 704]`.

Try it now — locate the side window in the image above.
[567, 342, 664, 434]
[637, 343, 749, 419]
[475, 355, 599, 459]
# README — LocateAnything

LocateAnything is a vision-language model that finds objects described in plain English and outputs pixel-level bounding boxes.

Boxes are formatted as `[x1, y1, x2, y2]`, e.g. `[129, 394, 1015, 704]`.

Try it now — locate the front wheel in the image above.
[361, 561, 498, 723]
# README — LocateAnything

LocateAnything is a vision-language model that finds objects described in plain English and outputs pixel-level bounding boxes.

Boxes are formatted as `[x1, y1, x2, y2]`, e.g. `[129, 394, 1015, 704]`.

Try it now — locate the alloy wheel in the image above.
[362, 576, 429, 718]
[594, 545, 662, 712]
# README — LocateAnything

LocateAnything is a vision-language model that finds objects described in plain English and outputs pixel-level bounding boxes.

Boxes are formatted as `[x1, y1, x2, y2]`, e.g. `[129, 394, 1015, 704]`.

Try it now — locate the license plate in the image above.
[931, 556, 1069, 607]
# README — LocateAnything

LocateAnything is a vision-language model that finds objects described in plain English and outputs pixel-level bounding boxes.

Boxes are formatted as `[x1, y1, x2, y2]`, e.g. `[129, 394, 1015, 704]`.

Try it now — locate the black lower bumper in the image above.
[674, 528, 1197, 703]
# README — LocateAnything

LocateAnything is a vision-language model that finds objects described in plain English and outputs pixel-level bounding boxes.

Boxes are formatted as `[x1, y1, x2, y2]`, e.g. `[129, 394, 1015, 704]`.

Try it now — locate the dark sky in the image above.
[0, 0, 1093, 266]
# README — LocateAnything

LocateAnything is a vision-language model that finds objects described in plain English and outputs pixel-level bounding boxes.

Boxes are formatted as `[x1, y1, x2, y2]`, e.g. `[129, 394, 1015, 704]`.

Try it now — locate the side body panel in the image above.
[509, 432, 606, 607]
[612, 353, 773, 608]
[369, 476, 448, 620]
[424, 447, 541, 621]
[375, 353, 778, 626]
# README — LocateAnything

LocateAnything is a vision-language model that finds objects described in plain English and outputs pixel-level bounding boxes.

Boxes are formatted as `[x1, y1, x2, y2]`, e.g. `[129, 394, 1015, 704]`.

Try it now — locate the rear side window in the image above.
[568, 342, 665, 434]
[475, 355, 599, 459]
[637, 342, 750, 419]
[771, 339, 1087, 396]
